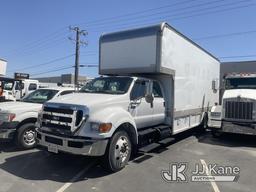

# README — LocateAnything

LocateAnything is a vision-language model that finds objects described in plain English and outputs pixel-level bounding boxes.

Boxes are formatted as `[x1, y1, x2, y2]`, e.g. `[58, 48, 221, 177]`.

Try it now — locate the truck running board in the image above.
[139, 143, 161, 153]
[138, 137, 175, 153]
[158, 137, 175, 145]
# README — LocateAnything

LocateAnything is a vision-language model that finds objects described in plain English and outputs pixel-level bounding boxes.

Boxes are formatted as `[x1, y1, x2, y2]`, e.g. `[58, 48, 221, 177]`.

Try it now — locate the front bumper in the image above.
[0, 122, 19, 139]
[222, 121, 256, 135]
[36, 129, 109, 156]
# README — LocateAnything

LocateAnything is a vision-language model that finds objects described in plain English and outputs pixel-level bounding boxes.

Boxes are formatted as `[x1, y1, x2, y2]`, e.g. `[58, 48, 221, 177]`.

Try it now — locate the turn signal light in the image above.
[99, 123, 112, 133]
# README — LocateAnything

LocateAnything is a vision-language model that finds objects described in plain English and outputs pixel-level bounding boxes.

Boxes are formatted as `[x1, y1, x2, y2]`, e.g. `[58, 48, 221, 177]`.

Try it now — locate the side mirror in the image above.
[145, 81, 154, 104]
[212, 79, 219, 93]
[145, 93, 154, 104]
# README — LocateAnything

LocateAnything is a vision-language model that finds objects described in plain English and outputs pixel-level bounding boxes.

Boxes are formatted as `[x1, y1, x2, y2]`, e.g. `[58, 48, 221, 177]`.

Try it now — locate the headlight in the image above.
[91, 122, 112, 133]
[0, 113, 16, 122]
[210, 112, 221, 117]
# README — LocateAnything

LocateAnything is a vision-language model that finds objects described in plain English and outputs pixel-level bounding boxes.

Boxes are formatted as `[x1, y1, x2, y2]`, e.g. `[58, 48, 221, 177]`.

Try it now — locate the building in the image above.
[35, 73, 88, 84]
[0, 58, 7, 76]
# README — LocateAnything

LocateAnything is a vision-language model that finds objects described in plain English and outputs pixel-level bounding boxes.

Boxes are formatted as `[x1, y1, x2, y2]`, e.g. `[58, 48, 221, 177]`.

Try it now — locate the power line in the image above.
[88, 1, 254, 33]
[31, 66, 73, 77]
[77, 0, 199, 26]
[219, 54, 256, 59]
[5, 29, 69, 57]
[84, 0, 228, 28]
[194, 30, 256, 40]
[7, 54, 75, 72]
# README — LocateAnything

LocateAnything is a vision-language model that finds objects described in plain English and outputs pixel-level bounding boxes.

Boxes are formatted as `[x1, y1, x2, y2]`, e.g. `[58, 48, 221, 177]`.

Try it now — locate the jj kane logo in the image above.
[161, 162, 240, 183]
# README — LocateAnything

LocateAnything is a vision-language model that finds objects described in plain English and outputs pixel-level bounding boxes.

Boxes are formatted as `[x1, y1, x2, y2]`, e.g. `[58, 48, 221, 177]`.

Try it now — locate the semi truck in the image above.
[208, 73, 256, 136]
[36, 22, 220, 172]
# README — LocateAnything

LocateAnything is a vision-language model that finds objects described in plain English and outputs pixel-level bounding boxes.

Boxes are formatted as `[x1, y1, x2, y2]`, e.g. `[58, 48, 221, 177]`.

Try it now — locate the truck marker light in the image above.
[99, 123, 112, 133]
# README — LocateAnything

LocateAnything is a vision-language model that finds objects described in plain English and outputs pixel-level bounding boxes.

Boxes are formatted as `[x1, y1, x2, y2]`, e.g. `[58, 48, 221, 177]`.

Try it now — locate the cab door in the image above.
[152, 81, 165, 125]
[129, 79, 154, 129]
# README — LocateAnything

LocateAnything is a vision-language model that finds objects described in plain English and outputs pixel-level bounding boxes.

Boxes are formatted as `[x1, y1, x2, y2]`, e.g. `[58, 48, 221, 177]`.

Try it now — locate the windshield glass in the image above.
[80, 77, 133, 95]
[22, 89, 58, 103]
[225, 78, 256, 89]
[3, 82, 14, 91]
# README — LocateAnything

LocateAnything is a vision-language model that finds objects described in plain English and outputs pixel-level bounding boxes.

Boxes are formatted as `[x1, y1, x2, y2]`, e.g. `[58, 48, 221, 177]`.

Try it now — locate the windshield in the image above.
[3, 82, 14, 91]
[22, 89, 58, 103]
[225, 77, 256, 89]
[80, 77, 133, 95]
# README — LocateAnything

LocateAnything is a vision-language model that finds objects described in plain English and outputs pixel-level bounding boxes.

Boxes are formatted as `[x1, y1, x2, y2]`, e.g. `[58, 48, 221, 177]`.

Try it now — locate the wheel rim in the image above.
[23, 129, 36, 146]
[114, 136, 130, 164]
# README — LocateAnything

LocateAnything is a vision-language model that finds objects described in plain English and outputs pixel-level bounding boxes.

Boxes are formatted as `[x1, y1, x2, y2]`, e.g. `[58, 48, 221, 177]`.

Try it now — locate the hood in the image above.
[47, 93, 127, 107]
[223, 89, 256, 101]
[0, 101, 42, 114]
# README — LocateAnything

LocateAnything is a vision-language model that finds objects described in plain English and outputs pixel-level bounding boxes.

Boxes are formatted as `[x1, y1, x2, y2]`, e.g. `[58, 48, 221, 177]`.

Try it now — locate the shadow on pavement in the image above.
[0, 150, 110, 183]
[197, 130, 256, 148]
[0, 141, 20, 153]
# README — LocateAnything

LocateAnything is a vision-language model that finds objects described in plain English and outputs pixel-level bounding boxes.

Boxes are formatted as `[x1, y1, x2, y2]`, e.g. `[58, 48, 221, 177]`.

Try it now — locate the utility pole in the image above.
[69, 26, 87, 90]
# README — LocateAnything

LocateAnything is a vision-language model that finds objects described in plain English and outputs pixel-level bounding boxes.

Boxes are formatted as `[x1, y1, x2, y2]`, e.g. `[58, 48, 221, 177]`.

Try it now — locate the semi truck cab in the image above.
[209, 73, 256, 136]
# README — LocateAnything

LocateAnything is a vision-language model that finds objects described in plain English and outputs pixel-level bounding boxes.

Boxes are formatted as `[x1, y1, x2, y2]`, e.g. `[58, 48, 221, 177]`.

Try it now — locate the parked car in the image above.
[0, 87, 75, 149]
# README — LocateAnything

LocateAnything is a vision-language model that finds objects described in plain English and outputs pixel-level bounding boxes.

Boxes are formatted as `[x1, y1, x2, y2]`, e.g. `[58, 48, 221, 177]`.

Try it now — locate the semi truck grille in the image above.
[225, 101, 253, 120]
[41, 105, 86, 133]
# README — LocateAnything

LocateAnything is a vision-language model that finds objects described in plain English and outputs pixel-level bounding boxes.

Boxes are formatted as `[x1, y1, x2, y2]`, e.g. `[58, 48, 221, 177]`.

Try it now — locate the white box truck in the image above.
[36, 22, 220, 172]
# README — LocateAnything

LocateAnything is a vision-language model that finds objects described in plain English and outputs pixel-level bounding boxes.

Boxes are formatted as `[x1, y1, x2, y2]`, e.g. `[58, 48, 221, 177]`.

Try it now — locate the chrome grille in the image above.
[225, 101, 253, 120]
[41, 105, 86, 134]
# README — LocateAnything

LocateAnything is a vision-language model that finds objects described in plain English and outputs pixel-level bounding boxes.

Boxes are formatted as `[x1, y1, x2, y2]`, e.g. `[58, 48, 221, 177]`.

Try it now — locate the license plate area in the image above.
[48, 144, 58, 153]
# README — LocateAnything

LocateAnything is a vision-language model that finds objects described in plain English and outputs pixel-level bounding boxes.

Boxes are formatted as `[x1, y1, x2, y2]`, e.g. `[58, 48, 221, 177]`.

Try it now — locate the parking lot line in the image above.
[56, 161, 95, 192]
[200, 159, 220, 192]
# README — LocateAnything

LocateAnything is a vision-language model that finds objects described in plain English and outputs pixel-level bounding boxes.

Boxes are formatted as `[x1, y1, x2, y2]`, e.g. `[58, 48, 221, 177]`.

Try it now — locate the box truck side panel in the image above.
[99, 26, 160, 75]
[161, 26, 220, 134]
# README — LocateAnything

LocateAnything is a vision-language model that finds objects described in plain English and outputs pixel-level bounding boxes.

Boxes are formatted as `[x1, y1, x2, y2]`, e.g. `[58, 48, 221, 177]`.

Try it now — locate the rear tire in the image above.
[16, 123, 36, 149]
[101, 131, 132, 172]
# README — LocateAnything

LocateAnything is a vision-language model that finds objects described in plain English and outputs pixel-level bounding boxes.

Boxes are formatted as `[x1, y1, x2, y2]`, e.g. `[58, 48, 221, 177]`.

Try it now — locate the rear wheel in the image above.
[102, 131, 132, 172]
[16, 123, 36, 149]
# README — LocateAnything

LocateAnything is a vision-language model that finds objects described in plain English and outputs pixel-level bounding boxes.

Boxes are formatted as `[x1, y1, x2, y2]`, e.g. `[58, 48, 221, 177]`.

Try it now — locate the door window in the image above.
[153, 81, 163, 98]
[130, 80, 147, 100]
[28, 83, 37, 91]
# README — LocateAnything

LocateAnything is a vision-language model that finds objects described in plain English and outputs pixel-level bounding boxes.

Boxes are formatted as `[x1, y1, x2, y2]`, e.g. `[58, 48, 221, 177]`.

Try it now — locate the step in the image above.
[158, 137, 175, 145]
[138, 143, 161, 153]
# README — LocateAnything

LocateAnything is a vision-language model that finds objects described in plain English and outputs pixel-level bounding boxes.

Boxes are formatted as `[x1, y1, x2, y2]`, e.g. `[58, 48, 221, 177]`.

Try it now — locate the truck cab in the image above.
[208, 73, 256, 136]
[0, 87, 75, 149]
[36, 22, 219, 172]
[0, 78, 39, 101]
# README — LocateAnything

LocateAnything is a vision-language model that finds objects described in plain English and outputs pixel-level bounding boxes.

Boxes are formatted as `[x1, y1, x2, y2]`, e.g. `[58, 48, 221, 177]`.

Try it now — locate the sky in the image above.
[0, 0, 255, 78]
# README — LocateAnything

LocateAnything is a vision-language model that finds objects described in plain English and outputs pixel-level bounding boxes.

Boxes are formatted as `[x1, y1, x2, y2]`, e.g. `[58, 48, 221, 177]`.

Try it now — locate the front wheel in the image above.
[16, 123, 36, 149]
[102, 131, 132, 172]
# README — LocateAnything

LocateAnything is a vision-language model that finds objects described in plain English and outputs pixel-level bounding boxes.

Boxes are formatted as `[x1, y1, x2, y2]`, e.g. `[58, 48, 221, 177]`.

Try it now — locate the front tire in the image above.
[102, 131, 132, 172]
[16, 123, 36, 149]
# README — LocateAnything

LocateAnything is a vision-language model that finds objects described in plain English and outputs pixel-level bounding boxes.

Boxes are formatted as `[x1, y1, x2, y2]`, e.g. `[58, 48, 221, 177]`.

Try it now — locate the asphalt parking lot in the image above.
[0, 129, 256, 192]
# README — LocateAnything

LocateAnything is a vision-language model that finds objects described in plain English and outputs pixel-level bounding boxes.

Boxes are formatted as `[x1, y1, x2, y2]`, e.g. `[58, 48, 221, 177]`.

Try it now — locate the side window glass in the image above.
[130, 81, 146, 100]
[153, 82, 163, 98]
[28, 83, 37, 91]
